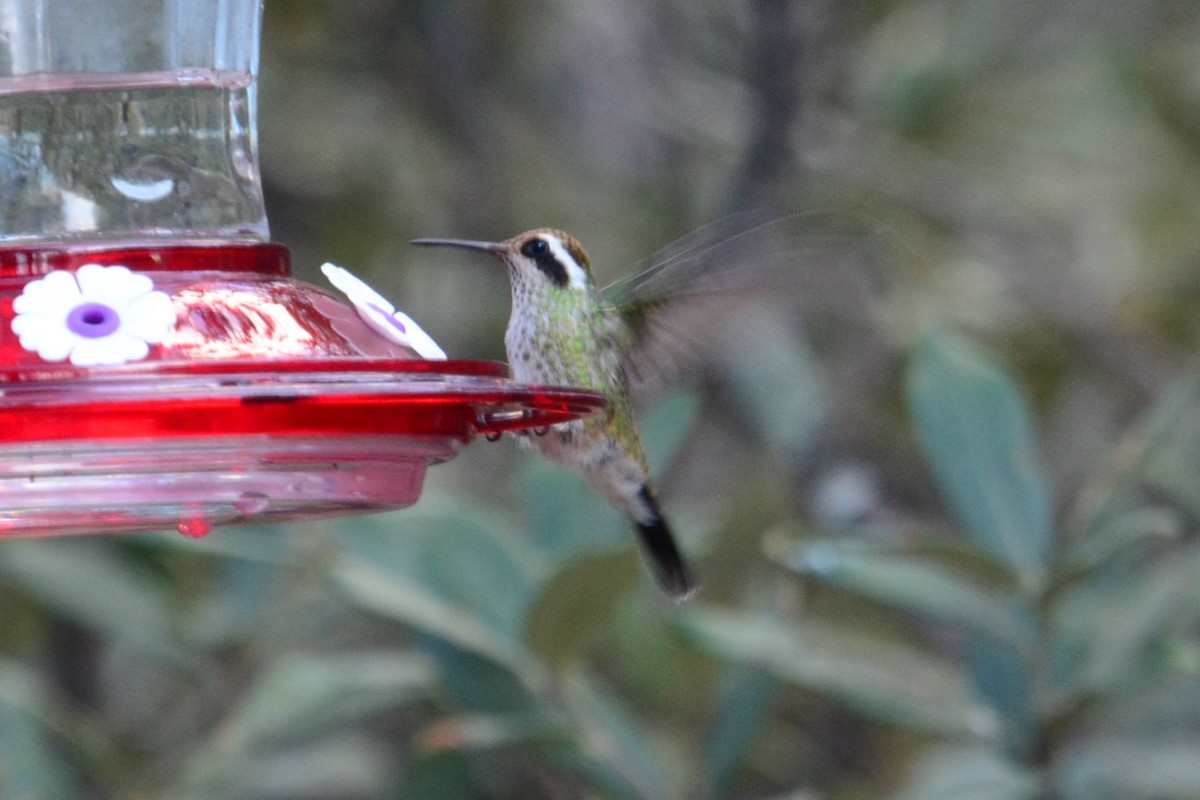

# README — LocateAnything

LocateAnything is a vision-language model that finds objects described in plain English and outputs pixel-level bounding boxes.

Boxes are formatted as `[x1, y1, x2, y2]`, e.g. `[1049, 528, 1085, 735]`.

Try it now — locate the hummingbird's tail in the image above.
[635, 486, 697, 600]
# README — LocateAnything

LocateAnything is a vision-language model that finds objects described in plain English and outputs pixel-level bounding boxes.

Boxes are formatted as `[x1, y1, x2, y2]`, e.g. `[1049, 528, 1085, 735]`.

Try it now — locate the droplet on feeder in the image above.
[177, 517, 213, 538]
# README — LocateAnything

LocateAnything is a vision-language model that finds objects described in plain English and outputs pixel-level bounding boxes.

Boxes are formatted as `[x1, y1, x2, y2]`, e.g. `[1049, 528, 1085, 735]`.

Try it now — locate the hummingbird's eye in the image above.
[521, 238, 549, 258]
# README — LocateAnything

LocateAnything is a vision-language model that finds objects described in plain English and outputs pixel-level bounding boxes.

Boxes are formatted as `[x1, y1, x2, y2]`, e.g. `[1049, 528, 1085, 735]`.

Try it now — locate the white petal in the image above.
[321, 262, 447, 358]
[77, 263, 153, 305]
[321, 262, 395, 315]
[14, 271, 81, 315]
[14, 319, 76, 361]
[74, 263, 119, 299]
[390, 310, 447, 360]
[37, 337, 77, 362]
[11, 313, 53, 337]
[355, 303, 409, 346]
[110, 335, 152, 363]
[119, 291, 178, 343]
[69, 335, 149, 366]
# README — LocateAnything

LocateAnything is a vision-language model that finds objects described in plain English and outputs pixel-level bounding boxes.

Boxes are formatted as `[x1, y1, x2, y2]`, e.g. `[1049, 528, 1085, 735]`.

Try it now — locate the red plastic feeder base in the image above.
[0, 243, 605, 537]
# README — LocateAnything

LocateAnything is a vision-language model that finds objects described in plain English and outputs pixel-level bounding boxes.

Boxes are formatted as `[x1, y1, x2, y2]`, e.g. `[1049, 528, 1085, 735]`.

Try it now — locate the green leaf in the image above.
[1062, 506, 1182, 576]
[776, 536, 1041, 749]
[607, 592, 693, 701]
[181, 559, 288, 649]
[562, 670, 677, 800]
[406, 710, 645, 799]
[0, 661, 82, 800]
[907, 330, 1052, 584]
[703, 666, 778, 798]
[679, 608, 986, 735]
[331, 510, 538, 670]
[1053, 546, 1200, 698]
[1054, 737, 1200, 800]
[334, 554, 531, 674]
[221, 650, 437, 750]
[0, 715, 80, 800]
[524, 550, 640, 669]
[397, 750, 475, 800]
[521, 458, 626, 558]
[888, 744, 1040, 800]
[423, 638, 537, 714]
[773, 537, 1033, 648]
[1136, 386, 1200, 523]
[1081, 674, 1200, 734]
[209, 734, 390, 800]
[0, 540, 181, 660]
[967, 634, 1035, 752]
[1067, 370, 1200, 540]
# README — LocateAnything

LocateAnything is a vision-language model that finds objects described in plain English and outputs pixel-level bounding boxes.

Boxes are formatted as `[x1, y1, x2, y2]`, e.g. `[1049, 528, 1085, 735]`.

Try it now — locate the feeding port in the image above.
[0, 2, 604, 537]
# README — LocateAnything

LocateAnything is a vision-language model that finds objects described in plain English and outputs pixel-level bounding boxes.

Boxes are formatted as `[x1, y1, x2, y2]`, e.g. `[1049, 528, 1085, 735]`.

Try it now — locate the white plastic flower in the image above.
[321, 262, 447, 360]
[11, 264, 177, 366]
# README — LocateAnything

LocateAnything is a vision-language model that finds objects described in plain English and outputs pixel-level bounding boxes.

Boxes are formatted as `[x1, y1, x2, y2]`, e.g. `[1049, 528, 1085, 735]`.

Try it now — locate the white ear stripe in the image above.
[544, 235, 589, 290]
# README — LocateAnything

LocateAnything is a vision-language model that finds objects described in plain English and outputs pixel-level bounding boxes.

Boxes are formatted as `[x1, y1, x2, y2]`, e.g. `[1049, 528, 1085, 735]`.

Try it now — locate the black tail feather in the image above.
[635, 487, 697, 600]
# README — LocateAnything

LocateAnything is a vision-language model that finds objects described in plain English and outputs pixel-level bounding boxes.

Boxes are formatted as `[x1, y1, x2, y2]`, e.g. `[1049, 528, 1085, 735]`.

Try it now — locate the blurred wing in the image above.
[603, 210, 881, 389]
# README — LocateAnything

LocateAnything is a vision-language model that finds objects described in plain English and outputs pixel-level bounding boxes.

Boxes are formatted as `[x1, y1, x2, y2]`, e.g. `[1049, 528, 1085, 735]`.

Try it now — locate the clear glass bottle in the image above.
[0, 0, 267, 243]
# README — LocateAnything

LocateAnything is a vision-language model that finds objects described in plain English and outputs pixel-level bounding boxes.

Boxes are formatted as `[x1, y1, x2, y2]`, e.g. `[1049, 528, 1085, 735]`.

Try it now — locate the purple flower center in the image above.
[66, 302, 120, 339]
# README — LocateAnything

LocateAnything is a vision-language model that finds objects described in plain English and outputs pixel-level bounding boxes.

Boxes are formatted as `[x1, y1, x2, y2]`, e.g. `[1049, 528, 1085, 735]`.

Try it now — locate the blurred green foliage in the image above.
[6, 1, 1200, 798]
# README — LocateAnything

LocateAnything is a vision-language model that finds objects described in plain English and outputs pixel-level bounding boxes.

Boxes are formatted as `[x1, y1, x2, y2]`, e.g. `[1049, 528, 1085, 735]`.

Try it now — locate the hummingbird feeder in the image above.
[0, 0, 603, 537]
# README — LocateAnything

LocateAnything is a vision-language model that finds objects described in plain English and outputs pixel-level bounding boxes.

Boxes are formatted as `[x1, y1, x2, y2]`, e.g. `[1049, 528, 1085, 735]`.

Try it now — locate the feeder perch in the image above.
[0, 0, 603, 537]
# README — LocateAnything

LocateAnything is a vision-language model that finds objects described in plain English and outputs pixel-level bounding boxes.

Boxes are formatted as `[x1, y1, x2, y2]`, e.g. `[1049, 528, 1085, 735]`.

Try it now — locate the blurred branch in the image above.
[729, 0, 806, 211]
[803, 113, 1182, 397]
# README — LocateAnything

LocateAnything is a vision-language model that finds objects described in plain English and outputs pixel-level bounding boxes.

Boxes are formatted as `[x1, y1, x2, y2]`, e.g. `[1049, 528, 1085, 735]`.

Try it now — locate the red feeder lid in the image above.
[0, 242, 605, 538]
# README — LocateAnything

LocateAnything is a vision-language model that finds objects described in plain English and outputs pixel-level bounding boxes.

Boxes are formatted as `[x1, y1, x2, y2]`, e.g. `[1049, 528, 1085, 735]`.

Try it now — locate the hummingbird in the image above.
[411, 229, 698, 599]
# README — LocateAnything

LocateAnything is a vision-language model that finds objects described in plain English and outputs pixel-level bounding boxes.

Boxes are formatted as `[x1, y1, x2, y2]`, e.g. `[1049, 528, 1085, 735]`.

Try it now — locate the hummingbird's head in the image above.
[412, 228, 594, 293]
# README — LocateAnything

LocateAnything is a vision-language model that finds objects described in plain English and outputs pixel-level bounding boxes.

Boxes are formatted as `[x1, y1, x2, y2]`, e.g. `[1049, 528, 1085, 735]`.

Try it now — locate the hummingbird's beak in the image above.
[410, 238, 508, 256]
